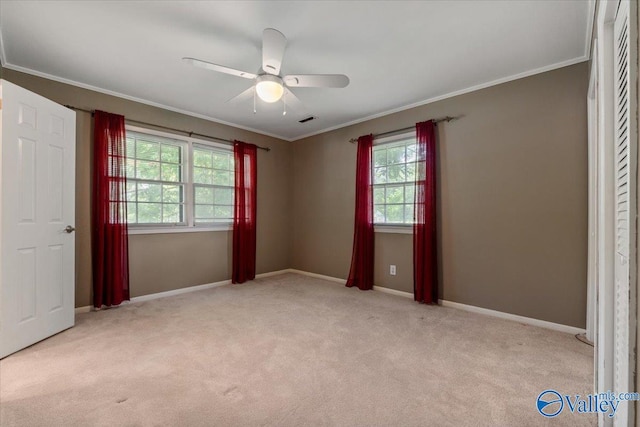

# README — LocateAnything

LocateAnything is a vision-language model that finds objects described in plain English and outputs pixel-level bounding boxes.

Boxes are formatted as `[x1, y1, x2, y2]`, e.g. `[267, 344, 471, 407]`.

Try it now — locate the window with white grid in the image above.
[192, 144, 235, 224]
[372, 134, 417, 225]
[121, 127, 235, 230]
[125, 131, 186, 225]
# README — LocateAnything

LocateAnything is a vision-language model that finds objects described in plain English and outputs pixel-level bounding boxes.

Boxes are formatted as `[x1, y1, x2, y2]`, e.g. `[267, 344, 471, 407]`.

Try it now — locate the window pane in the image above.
[386, 205, 403, 223]
[163, 203, 181, 223]
[374, 206, 385, 223]
[194, 149, 212, 168]
[213, 153, 230, 170]
[195, 204, 214, 218]
[406, 144, 417, 162]
[138, 203, 162, 223]
[406, 163, 416, 182]
[136, 160, 160, 180]
[213, 170, 231, 186]
[126, 158, 136, 178]
[386, 185, 404, 204]
[387, 164, 405, 183]
[161, 163, 180, 182]
[126, 182, 137, 202]
[194, 167, 213, 185]
[161, 145, 180, 163]
[374, 149, 387, 167]
[214, 188, 233, 205]
[404, 204, 414, 223]
[127, 204, 137, 223]
[387, 146, 405, 164]
[405, 184, 415, 203]
[195, 186, 214, 204]
[138, 183, 162, 202]
[137, 140, 160, 161]
[214, 205, 233, 219]
[163, 185, 180, 203]
[373, 187, 385, 204]
[374, 167, 387, 184]
[126, 138, 136, 158]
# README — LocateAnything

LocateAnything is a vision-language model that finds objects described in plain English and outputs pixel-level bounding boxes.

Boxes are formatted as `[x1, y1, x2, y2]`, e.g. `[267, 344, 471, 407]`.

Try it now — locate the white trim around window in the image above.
[374, 225, 413, 234]
[374, 130, 415, 146]
[372, 130, 417, 227]
[124, 125, 235, 234]
[128, 224, 232, 235]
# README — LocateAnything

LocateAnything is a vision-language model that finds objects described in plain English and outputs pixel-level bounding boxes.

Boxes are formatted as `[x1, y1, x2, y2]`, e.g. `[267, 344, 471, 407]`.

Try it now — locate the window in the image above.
[125, 131, 186, 225]
[372, 133, 417, 225]
[193, 145, 234, 224]
[122, 126, 234, 231]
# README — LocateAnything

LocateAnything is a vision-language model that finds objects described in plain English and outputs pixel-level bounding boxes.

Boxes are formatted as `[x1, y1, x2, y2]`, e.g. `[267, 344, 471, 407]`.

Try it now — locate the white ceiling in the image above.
[0, 1, 593, 141]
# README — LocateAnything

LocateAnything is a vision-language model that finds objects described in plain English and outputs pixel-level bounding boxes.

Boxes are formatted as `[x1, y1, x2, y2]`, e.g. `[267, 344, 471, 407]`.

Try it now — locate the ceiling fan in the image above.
[183, 28, 350, 115]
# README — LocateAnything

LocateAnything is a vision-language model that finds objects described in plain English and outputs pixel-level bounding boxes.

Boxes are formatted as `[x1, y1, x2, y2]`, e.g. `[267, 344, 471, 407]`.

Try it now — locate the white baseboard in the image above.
[74, 269, 293, 314]
[287, 269, 345, 284]
[438, 299, 586, 335]
[288, 269, 585, 335]
[373, 285, 413, 299]
[255, 269, 293, 279]
[75, 268, 586, 336]
[130, 279, 231, 304]
[75, 279, 231, 313]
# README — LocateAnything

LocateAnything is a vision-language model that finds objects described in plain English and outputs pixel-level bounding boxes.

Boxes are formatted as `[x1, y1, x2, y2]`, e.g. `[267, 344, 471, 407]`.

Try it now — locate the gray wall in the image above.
[1, 68, 292, 307]
[292, 63, 589, 328]
[2, 62, 589, 328]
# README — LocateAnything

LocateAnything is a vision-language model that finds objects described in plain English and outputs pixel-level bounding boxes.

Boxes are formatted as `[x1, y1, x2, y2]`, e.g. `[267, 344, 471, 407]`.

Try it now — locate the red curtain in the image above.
[414, 121, 438, 303]
[232, 141, 257, 284]
[346, 134, 374, 290]
[92, 110, 130, 308]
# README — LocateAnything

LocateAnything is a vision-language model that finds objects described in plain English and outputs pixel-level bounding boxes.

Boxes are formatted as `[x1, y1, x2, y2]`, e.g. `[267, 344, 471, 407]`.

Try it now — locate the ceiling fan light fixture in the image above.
[256, 75, 284, 103]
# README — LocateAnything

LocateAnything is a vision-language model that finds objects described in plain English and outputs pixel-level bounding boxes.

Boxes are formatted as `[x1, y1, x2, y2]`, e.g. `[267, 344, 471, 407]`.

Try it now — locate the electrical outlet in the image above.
[390, 265, 396, 276]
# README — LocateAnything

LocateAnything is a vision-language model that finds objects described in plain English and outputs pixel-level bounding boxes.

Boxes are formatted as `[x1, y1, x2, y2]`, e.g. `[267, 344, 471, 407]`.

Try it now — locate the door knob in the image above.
[64, 225, 76, 233]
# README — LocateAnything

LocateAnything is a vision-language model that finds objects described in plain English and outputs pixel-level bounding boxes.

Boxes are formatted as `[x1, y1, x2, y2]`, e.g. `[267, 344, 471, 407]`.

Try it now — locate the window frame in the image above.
[124, 130, 188, 228]
[124, 125, 234, 234]
[372, 130, 416, 233]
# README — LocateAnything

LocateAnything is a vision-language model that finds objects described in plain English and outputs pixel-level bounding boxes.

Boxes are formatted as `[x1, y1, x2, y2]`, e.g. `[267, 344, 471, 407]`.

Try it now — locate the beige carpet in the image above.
[0, 273, 594, 426]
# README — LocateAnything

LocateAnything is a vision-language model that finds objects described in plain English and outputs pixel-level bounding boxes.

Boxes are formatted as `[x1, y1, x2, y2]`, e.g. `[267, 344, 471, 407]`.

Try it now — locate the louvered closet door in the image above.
[613, 1, 632, 426]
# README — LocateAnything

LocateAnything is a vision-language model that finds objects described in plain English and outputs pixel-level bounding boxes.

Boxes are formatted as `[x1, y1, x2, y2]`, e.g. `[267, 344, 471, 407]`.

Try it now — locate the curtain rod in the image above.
[64, 105, 271, 152]
[348, 116, 460, 143]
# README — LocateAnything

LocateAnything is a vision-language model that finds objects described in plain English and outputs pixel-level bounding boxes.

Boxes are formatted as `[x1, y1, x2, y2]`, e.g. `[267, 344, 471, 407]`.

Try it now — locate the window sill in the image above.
[374, 225, 413, 234]
[128, 225, 232, 235]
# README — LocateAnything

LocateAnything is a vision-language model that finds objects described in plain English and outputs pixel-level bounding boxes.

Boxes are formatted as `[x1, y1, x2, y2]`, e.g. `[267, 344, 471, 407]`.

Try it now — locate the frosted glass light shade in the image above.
[256, 75, 284, 103]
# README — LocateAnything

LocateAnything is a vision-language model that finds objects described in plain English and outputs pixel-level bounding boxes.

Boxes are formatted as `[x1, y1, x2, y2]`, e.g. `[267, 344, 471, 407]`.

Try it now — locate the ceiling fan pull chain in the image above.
[253, 87, 257, 114]
[283, 90, 287, 116]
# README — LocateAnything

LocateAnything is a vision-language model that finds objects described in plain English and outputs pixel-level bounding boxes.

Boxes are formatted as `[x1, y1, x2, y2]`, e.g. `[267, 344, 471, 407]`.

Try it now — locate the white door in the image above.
[0, 80, 76, 359]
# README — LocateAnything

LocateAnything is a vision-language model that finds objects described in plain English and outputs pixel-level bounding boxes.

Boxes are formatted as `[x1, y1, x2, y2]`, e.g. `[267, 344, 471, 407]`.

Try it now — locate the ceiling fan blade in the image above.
[262, 28, 286, 75]
[226, 86, 256, 104]
[183, 57, 257, 79]
[284, 88, 308, 114]
[283, 74, 349, 88]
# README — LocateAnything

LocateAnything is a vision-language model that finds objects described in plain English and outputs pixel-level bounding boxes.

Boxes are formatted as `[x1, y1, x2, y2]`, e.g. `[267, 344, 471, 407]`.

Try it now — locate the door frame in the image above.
[591, 1, 638, 425]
